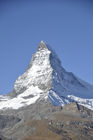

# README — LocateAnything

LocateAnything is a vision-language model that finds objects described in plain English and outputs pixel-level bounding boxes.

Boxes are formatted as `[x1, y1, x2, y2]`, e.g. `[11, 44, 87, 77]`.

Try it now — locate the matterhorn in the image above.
[0, 41, 93, 110]
[0, 41, 93, 140]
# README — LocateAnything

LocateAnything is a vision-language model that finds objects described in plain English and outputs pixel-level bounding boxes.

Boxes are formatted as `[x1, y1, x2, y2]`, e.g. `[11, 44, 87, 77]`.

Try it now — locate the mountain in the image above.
[0, 41, 93, 110]
[0, 41, 93, 140]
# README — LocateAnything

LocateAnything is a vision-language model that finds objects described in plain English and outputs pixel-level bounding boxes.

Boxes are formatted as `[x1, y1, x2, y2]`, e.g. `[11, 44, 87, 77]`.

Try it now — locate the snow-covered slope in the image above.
[0, 41, 93, 110]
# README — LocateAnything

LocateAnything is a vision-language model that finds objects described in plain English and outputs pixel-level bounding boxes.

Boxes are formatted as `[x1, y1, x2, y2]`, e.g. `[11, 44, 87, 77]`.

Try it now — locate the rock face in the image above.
[0, 41, 93, 110]
[14, 41, 52, 94]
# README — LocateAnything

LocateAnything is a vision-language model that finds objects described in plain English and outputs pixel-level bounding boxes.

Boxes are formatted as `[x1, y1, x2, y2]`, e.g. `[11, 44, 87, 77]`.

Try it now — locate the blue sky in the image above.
[0, 0, 93, 94]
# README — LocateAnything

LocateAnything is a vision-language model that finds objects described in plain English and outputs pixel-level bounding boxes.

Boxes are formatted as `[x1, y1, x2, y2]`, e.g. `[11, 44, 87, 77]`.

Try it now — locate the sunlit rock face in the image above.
[14, 41, 53, 94]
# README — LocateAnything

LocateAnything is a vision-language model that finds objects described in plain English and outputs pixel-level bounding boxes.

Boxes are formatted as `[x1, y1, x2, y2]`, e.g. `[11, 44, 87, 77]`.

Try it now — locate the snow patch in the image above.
[67, 95, 93, 110]
[0, 86, 43, 110]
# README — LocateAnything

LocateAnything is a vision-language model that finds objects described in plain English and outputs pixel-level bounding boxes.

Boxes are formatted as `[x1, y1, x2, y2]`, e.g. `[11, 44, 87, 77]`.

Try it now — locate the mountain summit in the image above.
[0, 41, 93, 110]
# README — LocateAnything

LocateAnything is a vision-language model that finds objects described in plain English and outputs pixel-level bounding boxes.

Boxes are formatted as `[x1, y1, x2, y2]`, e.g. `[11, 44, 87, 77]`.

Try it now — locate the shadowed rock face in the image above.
[0, 135, 10, 140]
[0, 115, 21, 129]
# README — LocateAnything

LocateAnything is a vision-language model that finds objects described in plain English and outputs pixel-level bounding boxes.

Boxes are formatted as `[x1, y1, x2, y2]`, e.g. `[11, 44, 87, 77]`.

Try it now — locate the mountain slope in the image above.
[0, 101, 93, 140]
[0, 41, 93, 110]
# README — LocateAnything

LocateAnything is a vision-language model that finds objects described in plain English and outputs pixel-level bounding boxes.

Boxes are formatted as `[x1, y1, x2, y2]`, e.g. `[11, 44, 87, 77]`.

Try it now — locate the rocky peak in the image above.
[14, 41, 53, 95]
[3, 41, 93, 111]
[38, 41, 48, 51]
